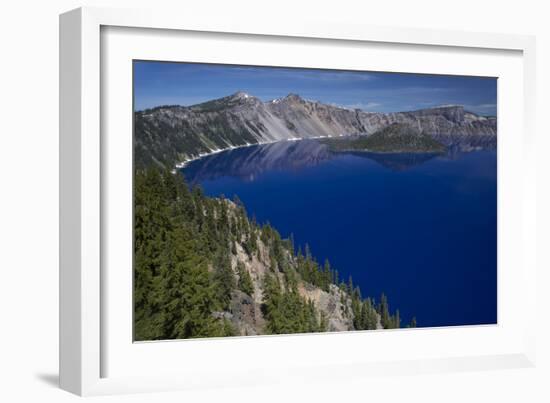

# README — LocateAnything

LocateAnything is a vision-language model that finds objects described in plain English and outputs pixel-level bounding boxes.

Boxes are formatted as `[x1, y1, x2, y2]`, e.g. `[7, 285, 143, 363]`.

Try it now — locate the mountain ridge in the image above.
[135, 91, 497, 169]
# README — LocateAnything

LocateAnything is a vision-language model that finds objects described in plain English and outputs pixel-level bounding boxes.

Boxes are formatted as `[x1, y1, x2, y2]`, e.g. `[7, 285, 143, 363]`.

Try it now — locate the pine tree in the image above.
[378, 293, 391, 329]
[134, 168, 173, 340]
[322, 259, 332, 292]
[348, 275, 354, 295]
[212, 249, 235, 310]
[236, 262, 254, 296]
[363, 297, 378, 330]
[394, 309, 401, 329]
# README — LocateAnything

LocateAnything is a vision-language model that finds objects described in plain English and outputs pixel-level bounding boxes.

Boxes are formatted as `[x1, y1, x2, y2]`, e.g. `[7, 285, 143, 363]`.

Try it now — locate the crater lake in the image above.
[181, 139, 497, 328]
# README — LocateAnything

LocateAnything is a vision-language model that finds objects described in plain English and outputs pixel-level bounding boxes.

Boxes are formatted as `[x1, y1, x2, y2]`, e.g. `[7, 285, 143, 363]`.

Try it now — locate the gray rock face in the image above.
[223, 202, 357, 336]
[135, 92, 496, 168]
[228, 290, 265, 336]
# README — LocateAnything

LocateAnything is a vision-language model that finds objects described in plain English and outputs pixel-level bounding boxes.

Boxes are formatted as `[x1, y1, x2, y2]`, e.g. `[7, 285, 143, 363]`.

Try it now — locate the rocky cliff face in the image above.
[225, 212, 358, 335]
[135, 92, 497, 168]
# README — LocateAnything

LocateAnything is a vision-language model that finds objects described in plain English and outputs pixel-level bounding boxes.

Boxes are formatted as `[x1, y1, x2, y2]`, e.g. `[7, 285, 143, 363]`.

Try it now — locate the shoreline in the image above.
[173, 134, 350, 171]
[333, 148, 446, 155]
[172, 136, 492, 174]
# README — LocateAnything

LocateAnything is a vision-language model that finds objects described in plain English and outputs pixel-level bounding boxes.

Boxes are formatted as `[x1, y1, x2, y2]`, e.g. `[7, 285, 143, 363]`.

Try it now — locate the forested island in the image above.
[321, 123, 447, 153]
[134, 168, 412, 340]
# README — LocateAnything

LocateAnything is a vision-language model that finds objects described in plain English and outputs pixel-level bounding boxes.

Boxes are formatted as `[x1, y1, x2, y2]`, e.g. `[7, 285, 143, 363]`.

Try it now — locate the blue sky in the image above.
[134, 61, 497, 116]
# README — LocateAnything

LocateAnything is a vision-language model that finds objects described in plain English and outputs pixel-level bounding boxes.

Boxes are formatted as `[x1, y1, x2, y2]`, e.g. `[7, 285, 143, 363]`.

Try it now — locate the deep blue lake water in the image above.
[182, 140, 497, 328]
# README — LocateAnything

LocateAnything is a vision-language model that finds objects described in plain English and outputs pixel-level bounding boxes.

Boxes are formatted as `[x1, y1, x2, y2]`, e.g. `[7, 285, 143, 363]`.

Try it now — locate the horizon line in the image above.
[134, 91, 496, 117]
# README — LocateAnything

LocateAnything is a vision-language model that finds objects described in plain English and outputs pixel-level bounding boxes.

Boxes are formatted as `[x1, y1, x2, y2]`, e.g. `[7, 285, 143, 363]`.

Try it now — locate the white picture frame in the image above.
[59, 6, 537, 396]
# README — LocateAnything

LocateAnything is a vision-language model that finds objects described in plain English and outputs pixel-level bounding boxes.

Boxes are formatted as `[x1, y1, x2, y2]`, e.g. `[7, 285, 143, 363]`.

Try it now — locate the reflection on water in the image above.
[183, 140, 330, 183]
[354, 152, 439, 171]
[182, 138, 497, 328]
[183, 139, 447, 183]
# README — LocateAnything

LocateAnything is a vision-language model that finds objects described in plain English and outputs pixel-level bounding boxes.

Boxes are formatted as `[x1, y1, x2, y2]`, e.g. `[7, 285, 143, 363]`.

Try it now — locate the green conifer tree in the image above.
[236, 262, 254, 296]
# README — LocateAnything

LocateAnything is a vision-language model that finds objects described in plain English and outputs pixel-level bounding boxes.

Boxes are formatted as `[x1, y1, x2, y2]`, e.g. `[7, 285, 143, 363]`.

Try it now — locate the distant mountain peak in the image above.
[231, 91, 253, 100]
[283, 93, 304, 102]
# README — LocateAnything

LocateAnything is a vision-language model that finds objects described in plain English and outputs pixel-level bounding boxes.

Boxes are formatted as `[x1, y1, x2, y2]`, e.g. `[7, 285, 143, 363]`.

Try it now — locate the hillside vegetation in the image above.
[134, 168, 411, 340]
[322, 123, 446, 153]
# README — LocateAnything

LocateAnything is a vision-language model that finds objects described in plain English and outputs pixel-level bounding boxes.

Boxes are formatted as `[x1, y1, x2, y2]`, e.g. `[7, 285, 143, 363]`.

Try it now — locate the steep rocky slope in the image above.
[225, 222, 358, 335]
[134, 169, 395, 340]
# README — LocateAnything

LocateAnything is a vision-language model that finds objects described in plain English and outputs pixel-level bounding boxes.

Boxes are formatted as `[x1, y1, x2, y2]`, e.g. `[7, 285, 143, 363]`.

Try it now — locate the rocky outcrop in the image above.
[298, 283, 355, 332]
[135, 92, 497, 168]
[220, 201, 361, 335]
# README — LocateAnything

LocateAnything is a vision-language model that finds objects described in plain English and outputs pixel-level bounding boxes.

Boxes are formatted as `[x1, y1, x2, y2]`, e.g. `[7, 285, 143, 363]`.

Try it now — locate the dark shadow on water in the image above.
[350, 151, 441, 171]
[35, 372, 59, 388]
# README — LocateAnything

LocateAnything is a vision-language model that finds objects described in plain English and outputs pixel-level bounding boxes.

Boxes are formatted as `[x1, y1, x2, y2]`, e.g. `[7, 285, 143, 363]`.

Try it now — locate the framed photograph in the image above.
[60, 7, 537, 396]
